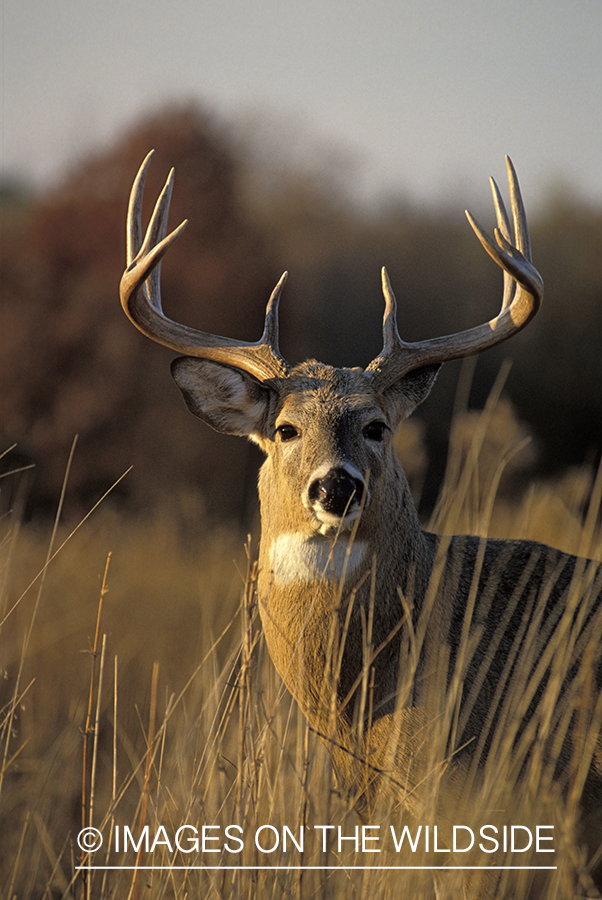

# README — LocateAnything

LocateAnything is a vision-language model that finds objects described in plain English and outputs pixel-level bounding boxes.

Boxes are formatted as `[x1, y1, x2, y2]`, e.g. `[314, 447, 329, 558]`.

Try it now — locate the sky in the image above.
[2, 0, 602, 212]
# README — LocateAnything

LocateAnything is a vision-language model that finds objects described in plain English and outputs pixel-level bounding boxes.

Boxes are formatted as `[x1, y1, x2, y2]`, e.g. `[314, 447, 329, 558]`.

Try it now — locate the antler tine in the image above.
[125, 150, 149, 265]
[365, 158, 543, 391]
[120, 156, 290, 383]
[144, 166, 182, 314]
[260, 272, 287, 356]
[506, 155, 531, 260]
[488, 175, 515, 313]
[380, 268, 404, 354]
[489, 174, 511, 243]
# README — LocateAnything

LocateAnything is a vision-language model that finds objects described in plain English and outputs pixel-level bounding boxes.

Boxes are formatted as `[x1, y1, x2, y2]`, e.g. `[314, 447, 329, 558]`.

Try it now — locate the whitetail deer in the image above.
[120, 154, 602, 897]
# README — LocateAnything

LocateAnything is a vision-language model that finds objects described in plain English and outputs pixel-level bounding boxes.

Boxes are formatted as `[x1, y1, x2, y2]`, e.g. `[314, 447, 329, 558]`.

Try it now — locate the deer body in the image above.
[120, 155, 602, 894]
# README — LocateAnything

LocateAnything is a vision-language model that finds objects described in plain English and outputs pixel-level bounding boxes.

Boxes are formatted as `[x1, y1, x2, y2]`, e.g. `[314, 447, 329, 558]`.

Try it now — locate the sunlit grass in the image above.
[1, 394, 601, 898]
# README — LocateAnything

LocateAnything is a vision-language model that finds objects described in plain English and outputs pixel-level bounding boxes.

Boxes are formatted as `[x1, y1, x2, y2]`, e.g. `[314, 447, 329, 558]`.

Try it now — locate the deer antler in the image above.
[365, 157, 543, 390]
[119, 152, 290, 382]
[121, 154, 542, 390]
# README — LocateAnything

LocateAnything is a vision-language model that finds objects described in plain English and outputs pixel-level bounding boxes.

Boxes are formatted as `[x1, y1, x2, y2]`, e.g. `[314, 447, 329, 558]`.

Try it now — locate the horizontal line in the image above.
[76, 865, 557, 871]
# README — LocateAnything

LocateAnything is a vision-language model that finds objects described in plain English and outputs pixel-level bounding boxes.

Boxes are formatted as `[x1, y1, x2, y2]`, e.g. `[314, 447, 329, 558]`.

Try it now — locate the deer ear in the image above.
[382, 364, 440, 427]
[171, 357, 272, 439]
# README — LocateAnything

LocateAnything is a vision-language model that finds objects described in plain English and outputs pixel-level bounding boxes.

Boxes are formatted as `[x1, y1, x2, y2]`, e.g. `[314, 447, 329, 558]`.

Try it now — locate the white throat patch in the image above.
[269, 533, 367, 586]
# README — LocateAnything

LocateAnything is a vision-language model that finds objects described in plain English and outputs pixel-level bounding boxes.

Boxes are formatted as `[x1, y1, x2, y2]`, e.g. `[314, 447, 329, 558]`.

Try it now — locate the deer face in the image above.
[171, 356, 439, 544]
[269, 365, 387, 537]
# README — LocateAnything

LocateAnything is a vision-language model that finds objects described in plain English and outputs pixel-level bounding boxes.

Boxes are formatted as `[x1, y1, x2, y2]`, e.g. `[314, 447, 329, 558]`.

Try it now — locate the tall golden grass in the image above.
[1, 388, 601, 899]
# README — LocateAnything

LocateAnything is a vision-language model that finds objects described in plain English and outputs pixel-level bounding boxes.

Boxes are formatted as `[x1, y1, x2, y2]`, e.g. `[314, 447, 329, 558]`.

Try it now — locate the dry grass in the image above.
[1, 394, 602, 899]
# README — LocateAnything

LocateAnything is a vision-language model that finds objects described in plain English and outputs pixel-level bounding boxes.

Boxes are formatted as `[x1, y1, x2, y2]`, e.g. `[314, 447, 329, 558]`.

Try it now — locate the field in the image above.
[2, 389, 602, 899]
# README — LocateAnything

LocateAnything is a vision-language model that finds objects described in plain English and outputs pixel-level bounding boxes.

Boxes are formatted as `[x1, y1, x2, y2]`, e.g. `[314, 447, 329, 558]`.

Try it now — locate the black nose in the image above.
[308, 468, 364, 517]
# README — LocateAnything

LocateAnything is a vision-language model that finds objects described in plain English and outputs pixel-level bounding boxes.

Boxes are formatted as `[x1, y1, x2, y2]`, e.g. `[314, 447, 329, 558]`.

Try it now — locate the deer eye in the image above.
[363, 421, 387, 442]
[276, 423, 299, 442]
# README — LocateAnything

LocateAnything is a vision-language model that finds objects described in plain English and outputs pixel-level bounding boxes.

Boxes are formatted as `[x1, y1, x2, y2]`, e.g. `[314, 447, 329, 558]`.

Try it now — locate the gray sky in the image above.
[3, 0, 601, 210]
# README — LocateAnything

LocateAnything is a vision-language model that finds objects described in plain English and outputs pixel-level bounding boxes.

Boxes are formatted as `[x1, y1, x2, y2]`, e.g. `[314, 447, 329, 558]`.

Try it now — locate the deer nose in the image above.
[307, 468, 365, 518]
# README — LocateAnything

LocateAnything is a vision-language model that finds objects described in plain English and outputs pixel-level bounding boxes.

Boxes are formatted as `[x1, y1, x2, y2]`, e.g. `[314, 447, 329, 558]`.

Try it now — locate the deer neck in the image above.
[255, 478, 434, 731]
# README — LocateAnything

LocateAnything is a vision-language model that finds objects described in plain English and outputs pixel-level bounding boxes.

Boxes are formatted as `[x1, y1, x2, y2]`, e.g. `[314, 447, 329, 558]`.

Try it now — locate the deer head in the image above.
[120, 154, 542, 562]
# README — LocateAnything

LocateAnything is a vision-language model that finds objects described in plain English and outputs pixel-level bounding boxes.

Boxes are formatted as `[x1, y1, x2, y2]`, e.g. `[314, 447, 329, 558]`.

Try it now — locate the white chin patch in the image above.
[269, 533, 367, 586]
[312, 507, 360, 535]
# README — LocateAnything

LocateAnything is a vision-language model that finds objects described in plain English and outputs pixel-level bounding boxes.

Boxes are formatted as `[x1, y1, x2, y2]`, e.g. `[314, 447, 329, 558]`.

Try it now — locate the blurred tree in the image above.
[0, 105, 278, 521]
[511, 197, 602, 472]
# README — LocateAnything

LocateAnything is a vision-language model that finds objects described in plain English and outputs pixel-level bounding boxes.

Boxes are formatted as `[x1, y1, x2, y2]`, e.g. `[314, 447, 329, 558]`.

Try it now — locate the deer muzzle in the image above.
[306, 465, 366, 527]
